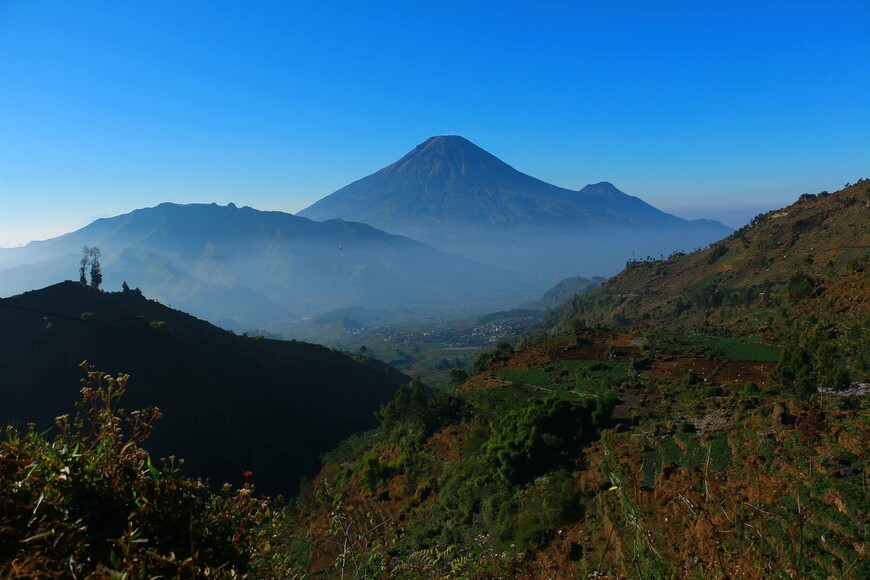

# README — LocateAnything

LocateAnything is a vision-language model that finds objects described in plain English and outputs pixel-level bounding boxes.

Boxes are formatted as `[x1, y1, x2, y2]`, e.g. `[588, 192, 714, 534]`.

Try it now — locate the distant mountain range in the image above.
[1, 136, 733, 330]
[0, 203, 532, 328]
[299, 136, 732, 277]
[0, 281, 409, 494]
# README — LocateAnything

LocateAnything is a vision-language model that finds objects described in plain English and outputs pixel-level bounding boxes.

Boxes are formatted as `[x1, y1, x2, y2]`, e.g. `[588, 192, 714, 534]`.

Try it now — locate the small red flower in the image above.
[242, 470, 253, 478]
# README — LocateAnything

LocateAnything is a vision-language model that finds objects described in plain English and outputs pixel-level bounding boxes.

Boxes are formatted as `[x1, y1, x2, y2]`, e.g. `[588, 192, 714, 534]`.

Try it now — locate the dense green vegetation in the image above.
[484, 396, 614, 483]
[272, 337, 627, 576]
[556, 181, 870, 347]
[272, 323, 868, 577]
[497, 360, 629, 393]
[774, 320, 863, 398]
[647, 332, 781, 362]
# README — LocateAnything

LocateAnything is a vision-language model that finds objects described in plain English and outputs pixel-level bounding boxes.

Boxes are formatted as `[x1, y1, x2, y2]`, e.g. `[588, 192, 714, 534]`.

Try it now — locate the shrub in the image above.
[787, 270, 818, 301]
[472, 341, 515, 374]
[484, 395, 613, 484]
[742, 382, 761, 396]
[773, 339, 816, 399]
[0, 361, 281, 578]
[510, 470, 580, 549]
[449, 368, 469, 386]
[360, 448, 406, 490]
[376, 380, 465, 445]
[706, 244, 729, 265]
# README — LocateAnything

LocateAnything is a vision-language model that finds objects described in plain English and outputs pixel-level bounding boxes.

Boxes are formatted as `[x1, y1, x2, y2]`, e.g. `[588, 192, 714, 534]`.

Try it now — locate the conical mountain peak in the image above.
[299, 135, 571, 228]
[415, 135, 483, 153]
[298, 136, 668, 230]
[420, 134, 473, 146]
[380, 135, 515, 181]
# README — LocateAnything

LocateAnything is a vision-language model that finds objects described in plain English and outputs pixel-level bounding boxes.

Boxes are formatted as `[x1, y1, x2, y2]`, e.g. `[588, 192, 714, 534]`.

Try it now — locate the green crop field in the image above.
[650, 332, 781, 362]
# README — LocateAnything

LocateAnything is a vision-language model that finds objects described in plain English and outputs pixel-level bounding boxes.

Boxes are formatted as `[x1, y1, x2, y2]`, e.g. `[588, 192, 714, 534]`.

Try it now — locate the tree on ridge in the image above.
[78, 246, 103, 290]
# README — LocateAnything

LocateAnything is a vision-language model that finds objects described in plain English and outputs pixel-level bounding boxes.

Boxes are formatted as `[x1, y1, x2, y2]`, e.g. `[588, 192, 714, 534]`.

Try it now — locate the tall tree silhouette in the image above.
[79, 246, 89, 285]
[78, 246, 103, 290]
[89, 247, 102, 290]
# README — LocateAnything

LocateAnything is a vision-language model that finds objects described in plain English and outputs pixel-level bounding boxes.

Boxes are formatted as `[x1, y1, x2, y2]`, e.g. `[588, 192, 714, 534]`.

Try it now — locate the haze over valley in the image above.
[0, 195, 535, 328]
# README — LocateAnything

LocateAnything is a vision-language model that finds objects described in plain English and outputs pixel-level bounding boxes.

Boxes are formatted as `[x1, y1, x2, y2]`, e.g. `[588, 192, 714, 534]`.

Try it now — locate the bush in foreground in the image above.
[0, 361, 284, 578]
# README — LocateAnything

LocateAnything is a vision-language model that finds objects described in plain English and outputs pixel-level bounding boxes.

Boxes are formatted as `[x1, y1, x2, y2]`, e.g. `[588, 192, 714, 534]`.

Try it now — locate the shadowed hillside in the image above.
[0, 282, 410, 494]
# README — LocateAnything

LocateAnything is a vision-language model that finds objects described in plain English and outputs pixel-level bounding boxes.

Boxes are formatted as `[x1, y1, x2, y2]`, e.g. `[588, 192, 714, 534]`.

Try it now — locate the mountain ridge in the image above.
[0, 202, 536, 327]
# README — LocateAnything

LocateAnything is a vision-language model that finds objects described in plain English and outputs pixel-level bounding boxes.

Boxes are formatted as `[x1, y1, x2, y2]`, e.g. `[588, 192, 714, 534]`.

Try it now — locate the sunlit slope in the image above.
[556, 180, 870, 340]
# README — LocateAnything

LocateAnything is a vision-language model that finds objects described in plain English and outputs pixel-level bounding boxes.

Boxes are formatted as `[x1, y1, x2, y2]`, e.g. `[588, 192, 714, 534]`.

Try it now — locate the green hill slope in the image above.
[556, 180, 870, 343]
[272, 325, 868, 577]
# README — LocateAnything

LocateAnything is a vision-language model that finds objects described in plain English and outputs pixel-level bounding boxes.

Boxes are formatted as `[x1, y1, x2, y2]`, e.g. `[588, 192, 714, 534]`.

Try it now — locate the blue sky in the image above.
[1, 0, 868, 246]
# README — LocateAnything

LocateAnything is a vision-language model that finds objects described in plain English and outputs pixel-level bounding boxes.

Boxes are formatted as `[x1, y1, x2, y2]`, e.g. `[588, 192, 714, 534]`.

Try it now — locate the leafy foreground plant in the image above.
[0, 361, 286, 578]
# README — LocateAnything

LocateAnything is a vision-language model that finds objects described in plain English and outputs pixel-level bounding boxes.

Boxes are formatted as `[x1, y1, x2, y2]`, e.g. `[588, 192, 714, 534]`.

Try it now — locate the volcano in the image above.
[298, 136, 731, 278]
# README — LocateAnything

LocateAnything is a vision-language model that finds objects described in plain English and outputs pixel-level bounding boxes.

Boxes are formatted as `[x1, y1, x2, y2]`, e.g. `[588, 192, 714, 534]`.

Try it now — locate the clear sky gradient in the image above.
[1, 1, 868, 247]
